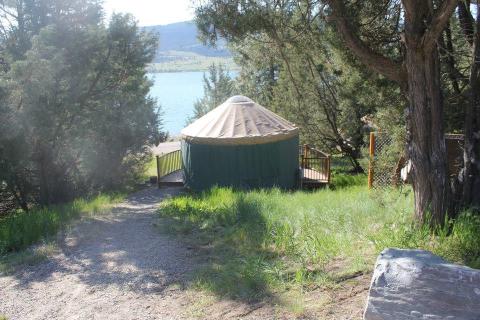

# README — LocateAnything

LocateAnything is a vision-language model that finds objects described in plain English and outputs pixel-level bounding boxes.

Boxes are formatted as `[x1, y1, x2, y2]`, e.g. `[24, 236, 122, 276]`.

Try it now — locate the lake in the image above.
[149, 71, 237, 136]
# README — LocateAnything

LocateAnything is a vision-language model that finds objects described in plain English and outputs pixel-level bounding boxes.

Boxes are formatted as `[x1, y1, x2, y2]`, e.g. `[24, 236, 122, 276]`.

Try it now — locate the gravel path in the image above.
[0, 187, 199, 320]
[0, 187, 367, 320]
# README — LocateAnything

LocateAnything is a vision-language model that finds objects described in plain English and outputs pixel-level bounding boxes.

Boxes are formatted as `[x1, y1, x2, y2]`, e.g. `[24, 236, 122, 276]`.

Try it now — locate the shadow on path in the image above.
[5, 186, 190, 295]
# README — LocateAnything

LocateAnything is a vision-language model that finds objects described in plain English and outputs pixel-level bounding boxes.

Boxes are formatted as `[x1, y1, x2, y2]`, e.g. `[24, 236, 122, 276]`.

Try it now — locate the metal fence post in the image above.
[156, 155, 161, 189]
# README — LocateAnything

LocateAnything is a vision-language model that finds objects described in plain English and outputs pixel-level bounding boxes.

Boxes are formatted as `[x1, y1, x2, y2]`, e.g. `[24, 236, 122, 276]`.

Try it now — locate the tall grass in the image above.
[331, 172, 367, 188]
[159, 186, 480, 300]
[0, 194, 123, 254]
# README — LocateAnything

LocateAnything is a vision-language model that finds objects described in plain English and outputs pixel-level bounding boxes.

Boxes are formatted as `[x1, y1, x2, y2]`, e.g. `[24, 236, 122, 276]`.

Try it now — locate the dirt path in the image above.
[0, 187, 367, 320]
[0, 187, 190, 319]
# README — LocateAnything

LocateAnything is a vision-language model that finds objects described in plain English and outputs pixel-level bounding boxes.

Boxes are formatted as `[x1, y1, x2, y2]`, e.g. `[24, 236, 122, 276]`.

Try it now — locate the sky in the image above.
[103, 0, 195, 26]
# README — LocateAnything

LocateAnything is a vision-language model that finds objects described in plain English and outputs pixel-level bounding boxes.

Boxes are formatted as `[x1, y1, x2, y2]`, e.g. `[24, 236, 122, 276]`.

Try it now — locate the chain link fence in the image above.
[368, 132, 464, 189]
[368, 132, 404, 189]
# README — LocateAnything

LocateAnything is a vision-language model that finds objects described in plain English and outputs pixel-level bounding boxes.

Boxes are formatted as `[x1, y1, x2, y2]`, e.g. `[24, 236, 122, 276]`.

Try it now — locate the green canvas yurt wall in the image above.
[181, 96, 299, 191]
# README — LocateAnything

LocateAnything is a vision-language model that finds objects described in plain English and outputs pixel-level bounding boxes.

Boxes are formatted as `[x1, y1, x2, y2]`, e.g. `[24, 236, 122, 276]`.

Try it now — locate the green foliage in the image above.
[0, 194, 123, 254]
[144, 157, 158, 178]
[0, 1, 164, 210]
[331, 173, 367, 189]
[159, 186, 480, 299]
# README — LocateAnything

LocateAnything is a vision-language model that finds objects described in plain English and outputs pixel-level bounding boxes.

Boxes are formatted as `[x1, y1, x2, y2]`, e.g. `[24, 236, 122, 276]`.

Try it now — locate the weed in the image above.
[0, 243, 58, 275]
[0, 193, 123, 254]
[159, 185, 480, 300]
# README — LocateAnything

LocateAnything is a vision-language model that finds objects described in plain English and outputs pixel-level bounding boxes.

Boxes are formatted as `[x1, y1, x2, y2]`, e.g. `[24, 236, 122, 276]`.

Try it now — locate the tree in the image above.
[0, 0, 103, 61]
[268, 45, 374, 173]
[191, 63, 235, 120]
[456, 1, 480, 209]
[0, 1, 162, 209]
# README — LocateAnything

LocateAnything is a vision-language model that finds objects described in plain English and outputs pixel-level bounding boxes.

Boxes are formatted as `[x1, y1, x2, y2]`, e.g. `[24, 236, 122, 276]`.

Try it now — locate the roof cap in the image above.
[225, 95, 254, 104]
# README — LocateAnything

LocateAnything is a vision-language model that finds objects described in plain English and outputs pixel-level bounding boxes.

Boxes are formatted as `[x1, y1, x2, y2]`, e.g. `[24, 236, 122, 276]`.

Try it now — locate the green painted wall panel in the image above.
[182, 136, 299, 191]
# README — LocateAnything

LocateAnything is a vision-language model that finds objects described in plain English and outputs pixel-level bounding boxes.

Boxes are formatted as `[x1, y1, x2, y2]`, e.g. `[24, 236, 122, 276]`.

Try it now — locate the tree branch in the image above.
[457, 1, 474, 46]
[326, 0, 407, 86]
[438, 23, 468, 94]
[423, 0, 459, 53]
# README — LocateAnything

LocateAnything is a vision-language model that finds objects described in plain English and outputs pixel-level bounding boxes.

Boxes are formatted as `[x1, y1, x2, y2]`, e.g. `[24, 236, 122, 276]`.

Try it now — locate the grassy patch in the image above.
[0, 193, 123, 254]
[0, 243, 58, 275]
[329, 155, 368, 189]
[373, 210, 480, 269]
[158, 186, 480, 302]
[144, 156, 158, 178]
[331, 172, 367, 188]
[158, 186, 408, 300]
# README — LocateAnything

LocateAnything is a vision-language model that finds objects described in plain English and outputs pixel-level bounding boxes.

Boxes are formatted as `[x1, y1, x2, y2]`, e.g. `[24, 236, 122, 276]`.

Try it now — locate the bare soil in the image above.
[0, 187, 368, 320]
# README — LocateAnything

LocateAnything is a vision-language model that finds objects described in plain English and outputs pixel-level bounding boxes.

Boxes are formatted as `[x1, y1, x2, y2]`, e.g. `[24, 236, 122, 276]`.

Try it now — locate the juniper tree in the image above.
[0, 1, 162, 208]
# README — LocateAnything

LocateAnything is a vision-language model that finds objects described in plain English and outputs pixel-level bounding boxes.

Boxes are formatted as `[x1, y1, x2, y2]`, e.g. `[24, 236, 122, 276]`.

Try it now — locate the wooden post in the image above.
[303, 144, 309, 168]
[327, 155, 331, 184]
[156, 155, 161, 189]
[368, 132, 376, 189]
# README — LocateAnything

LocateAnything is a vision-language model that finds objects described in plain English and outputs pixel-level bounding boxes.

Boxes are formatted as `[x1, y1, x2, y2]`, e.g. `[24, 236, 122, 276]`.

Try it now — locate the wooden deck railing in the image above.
[156, 150, 182, 182]
[300, 144, 331, 186]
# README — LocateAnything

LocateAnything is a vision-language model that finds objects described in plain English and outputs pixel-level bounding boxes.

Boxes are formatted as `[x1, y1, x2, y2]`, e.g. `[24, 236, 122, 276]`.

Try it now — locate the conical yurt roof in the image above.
[181, 96, 298, 145]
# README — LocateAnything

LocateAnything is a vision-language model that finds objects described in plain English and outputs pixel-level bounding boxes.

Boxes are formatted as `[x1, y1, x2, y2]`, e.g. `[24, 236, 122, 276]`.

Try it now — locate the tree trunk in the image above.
[348, 155, 364, 174]
[463, 23, 480, 209]
[404, 19, 448, 225]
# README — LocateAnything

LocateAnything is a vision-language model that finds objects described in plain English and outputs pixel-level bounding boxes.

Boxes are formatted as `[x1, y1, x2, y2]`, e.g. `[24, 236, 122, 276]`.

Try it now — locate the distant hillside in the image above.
[143, 21, 231, 64]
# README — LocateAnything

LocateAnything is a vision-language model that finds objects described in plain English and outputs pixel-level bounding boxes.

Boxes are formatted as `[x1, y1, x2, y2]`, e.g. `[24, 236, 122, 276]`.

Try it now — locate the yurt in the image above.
[181, 95, 299, 190]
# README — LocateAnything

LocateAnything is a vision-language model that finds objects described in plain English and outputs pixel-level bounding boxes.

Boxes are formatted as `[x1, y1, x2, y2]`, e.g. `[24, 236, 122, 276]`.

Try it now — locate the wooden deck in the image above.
[158, 168, 329, 188]
[300, 145, 331, 188]
[156, 149, 183, 188]
[155, 144, 331, 190]
[301, 168, 329, 188]
[158, 169, 184, 187]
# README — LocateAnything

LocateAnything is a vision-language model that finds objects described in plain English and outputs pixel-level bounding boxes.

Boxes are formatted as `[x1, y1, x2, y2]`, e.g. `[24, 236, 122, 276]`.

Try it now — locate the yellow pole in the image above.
[368, 132, 375, 189]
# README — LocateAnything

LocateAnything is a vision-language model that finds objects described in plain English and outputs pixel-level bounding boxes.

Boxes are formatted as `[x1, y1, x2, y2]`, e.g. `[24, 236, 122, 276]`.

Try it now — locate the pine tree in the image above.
[191, 63, 235, 120]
